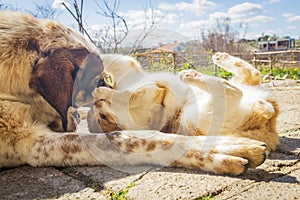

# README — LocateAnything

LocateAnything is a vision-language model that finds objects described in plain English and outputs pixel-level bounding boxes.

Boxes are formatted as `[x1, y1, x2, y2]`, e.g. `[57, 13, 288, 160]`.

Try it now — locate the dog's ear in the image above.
[72, 52, 105, 107]
[29, 48, 103, 131]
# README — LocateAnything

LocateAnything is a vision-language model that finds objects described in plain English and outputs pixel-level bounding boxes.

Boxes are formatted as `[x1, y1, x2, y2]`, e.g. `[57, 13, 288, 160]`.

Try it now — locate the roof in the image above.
[152, 42, 185, 53]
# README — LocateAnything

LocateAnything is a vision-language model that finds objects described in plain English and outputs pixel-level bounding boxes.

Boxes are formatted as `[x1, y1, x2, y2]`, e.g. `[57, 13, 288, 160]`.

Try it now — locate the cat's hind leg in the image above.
[179, 69, 243, 101]
[212, 52, 260, 86]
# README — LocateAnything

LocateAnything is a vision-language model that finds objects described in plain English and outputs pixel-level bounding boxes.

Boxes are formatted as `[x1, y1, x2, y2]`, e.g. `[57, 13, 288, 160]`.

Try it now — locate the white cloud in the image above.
[87, 7, 181, 45]
[287, 15, 300, 22]
[122, 29, 188, 47]
[177, 2, 274, 39]
[266, 0, 280, 4]
[179, 15, 272, 36]
[282, 13, 293, 18]
[158, 0, 218, 16]
[246, 15, 274, 23]
[263, 29, 276, 36]
[119, 9, 179, 30]
[210, 3, 273, 25]
[287, 26, 296, 30]
[158, 2, 176, 11]
[228, 2, 263, 17]
[163, 13, 179, 25]
[52, 0, 70, 10]
[209, 12, 228, 20]
[283, 13, 300, 22]
[180, 20, 212, 30]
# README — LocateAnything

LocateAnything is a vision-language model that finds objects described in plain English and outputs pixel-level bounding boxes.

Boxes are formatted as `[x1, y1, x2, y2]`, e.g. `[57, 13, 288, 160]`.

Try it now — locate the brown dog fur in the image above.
[0, 11, 268, 175]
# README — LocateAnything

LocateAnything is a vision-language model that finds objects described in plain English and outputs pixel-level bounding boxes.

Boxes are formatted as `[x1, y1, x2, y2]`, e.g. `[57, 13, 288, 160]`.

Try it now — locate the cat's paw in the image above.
[179, 69, 200, 81]
[212, 52, 230, 66]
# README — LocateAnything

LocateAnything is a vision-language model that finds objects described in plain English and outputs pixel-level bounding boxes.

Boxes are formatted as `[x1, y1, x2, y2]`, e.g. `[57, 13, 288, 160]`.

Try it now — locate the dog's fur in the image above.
[0, 11, 271, 175]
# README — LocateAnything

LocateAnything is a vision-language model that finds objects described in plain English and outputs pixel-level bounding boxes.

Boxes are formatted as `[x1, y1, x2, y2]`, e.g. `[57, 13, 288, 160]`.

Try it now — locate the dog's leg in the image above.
[0, 129, 266, 175]
[212, 52, 260, 86]
[95, 131, 267, 175]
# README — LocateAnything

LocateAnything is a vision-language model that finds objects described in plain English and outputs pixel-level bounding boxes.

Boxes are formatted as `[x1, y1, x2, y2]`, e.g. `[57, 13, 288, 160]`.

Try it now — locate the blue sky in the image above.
[1, 0, 300, 41]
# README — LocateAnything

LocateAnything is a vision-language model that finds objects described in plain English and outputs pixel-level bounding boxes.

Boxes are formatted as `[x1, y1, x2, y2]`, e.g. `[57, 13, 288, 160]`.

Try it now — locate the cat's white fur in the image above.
[0, 11, 270, 175]
[90, 52, 279, 152]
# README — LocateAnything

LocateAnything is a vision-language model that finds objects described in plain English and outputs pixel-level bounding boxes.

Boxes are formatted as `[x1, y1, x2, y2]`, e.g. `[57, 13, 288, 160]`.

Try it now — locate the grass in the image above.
[58, 167, 103, 192]
[59, 167, 75, 174]
[91, 181, 101, 192]
[109, 182, 135, 200]
[296, 39, 300, 48]
[259, 65, 300, 80]
[198, 194, 214, 200]
[191, 65, 300, 80]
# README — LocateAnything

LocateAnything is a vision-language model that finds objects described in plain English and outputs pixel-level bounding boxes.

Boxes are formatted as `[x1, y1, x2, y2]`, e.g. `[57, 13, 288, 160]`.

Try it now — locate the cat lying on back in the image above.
[89, 52, 279, 152]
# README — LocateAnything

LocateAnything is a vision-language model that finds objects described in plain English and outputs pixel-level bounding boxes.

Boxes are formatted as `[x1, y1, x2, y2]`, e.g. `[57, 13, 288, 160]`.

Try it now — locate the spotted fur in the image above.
[88, 52, 280, 174]
[0, 11, 268, 175]
[90, 53, 279, 152]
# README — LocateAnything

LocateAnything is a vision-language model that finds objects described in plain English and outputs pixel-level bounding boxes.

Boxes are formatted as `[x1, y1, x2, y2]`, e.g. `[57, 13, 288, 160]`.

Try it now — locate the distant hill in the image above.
[120, 29, 189, 48]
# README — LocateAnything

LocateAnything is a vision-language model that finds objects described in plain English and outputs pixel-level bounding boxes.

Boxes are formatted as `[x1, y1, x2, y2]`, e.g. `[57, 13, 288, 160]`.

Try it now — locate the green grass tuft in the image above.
[110, 182, 135, 200]
[198, 194, 214, 200]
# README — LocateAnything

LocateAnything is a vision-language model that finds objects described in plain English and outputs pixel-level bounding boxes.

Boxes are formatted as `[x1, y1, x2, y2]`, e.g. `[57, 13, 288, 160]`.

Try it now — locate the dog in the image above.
[0, 11, 268, 175]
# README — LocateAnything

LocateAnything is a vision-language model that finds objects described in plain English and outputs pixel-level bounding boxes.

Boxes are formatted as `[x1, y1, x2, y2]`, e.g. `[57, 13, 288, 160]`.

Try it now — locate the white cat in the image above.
[90, 52, 279, 152]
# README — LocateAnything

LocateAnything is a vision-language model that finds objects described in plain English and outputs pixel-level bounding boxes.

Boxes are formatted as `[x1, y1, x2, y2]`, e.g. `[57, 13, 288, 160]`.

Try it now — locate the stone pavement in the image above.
[1, 81, 300, 200]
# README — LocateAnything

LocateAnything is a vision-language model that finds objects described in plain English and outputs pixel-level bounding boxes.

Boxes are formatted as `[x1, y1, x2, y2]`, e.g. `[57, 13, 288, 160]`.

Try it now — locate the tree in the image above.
[94, 0, 129, 53]
[50, 0, 163, 53]
[30, 2, 58, 19]
[92, 0, 164, 53]
[129, 0, 165, 54]
[199, 18, 249, 53]
[0, 1, 19, 10]
[52, 0, 95, 44]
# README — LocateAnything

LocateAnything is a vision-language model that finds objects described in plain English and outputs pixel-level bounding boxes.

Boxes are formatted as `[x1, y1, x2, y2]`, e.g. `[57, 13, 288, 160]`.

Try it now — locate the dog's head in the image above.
[29, 47, 103, 131]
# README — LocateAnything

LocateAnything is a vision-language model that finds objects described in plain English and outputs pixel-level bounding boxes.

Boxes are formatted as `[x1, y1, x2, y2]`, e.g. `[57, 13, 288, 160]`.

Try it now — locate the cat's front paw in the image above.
[212, 52, 230, 64]
[179, 69, 200, 81]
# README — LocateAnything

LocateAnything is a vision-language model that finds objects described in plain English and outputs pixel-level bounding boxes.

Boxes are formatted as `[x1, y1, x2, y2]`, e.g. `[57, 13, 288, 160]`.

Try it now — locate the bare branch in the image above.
[130, 0, 165, 53]
[95, 0, 128, 53]
[199, 17, 249, 53]
[30, 2, 58, 19]
[60, 0, 95, 45]
[0, 2, 20, 10]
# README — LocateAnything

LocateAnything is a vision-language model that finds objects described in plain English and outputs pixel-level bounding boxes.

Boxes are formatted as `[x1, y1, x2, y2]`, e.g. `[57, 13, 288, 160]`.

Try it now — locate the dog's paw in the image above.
[174, 136, 267, 175]
[214, 137, 267, 169]
[210, 154, 250, 175]
[242, 144, 267, 168]
[175, 149, 249, 175]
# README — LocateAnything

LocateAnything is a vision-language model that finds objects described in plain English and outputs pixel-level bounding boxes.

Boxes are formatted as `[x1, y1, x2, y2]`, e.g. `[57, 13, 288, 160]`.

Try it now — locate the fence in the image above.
[133, 50, 300, 75]
[252, 50, 300, 70]
[133, 51, 212, 73]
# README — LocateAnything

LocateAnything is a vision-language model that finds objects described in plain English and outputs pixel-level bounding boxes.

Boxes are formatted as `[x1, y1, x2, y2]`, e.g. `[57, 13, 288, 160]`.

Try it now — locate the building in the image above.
[258, 38, 296, 51]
